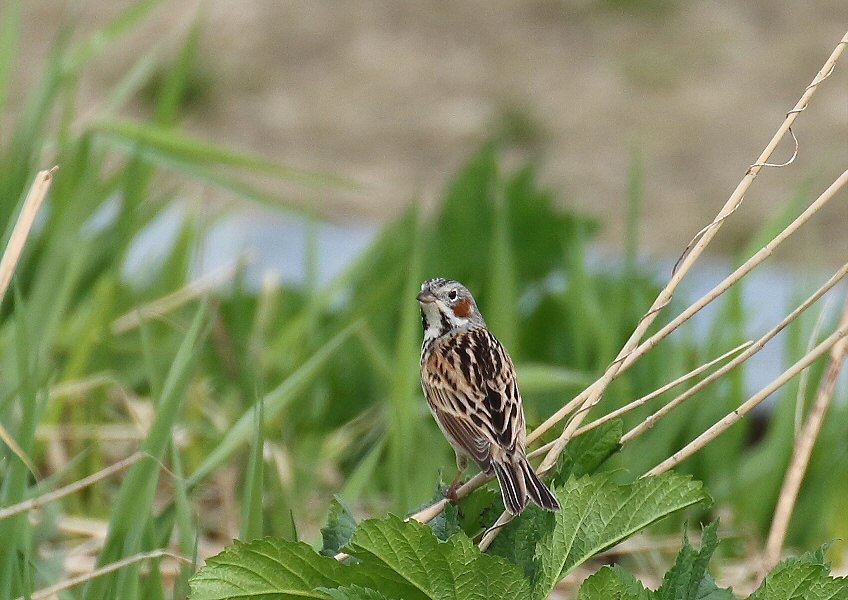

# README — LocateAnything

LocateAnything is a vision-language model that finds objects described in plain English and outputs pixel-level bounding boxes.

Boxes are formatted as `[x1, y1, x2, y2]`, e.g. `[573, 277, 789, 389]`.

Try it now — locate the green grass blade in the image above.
[92, 118, 358, 188]
[487, 172, 518, 351]
[187, 320, 362, 488]
[64, 0, 169, 73]
[387, 206, 425, 513]
[83, 300, 209, 600]
[624, 144, 643, 276]
[240, 393, 265, 541]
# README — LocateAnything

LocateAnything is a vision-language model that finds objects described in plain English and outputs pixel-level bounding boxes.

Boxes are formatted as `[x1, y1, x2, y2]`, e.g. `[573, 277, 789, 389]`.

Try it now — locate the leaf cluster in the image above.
[191, 468, 710, 600]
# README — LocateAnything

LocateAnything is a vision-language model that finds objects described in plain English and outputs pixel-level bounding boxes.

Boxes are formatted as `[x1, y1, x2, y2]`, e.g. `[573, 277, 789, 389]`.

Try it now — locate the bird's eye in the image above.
[448, 290, 457, 301]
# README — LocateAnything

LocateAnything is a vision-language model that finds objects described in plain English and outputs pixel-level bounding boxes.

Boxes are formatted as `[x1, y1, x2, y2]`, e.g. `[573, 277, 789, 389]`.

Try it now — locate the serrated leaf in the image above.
[532, 472, 710, 599]
[189, 537, 345, 600]
[749, 546, 848, 600]
[487, 506, 556, 580]
[550, 419, 623, 485]
[321, 497, 358, 557]
[321, 585, 396, 600]
[409, 484, 463, 542]
[577, 565, 648, 600]
[346, 514, 532, 600]
[656, 522, 734, 600]
[457, 486, 500, 539]
[428, 502, 463, 542]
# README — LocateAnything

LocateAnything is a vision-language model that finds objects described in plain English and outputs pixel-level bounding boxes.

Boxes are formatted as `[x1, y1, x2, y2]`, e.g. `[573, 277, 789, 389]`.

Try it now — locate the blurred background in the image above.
[1, 1, 847, 597]
[12, 0, 848, 260]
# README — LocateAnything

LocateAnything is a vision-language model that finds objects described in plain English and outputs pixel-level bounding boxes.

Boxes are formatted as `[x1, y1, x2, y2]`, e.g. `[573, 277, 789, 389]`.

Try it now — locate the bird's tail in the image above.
[493, 457, 560, 515]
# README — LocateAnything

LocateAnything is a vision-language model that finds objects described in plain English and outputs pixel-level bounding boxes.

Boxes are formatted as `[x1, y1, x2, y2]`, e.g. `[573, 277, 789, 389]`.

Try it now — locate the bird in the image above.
[417, 277, 559, 515]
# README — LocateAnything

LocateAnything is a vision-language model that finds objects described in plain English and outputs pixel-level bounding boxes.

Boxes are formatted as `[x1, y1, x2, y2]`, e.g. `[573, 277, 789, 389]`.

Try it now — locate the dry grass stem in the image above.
[620, 166, 848, 379]
[12, 549, 192, 600]
[646, 316, 848, 477]
[536, 156, 848, 477]
[573, 342, 753, 438]
[478, 510, 516, 552]
[522, 341, 752, 461]
[0, 453, 144, 521]
[623, 261, 848, 445]
[761, 296, 848, 576]
[0, 167, 57, 477]
[0, 167, 57, 306]
[48, 372, 121, 401]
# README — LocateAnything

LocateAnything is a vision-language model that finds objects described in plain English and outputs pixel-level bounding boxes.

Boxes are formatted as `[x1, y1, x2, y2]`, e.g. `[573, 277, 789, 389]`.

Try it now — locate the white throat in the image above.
[420, 300, 469, 357]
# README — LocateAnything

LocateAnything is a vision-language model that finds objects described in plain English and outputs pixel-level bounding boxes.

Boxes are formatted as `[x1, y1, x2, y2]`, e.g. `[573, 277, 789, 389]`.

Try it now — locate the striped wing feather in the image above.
[421, 328, 526, 471]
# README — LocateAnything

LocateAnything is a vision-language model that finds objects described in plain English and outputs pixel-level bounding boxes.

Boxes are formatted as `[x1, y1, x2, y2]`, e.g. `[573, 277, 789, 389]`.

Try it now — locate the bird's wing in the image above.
[422, 328, 526, 466]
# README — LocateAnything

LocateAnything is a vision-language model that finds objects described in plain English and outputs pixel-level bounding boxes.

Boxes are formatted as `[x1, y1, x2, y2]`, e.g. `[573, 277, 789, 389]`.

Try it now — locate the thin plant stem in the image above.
[0, 453, 144, 521]
[0, 167, 56, 306]
[111, 255, 247, 335]
[645, 319, 848, 477]
[761, 296, 848, 576]
[623, 261, 848, 444]
[575, 342, 753, 438]
[12, 549, 191, 600]
[526, 32, 848, 454]
[0, 167, 56, 477]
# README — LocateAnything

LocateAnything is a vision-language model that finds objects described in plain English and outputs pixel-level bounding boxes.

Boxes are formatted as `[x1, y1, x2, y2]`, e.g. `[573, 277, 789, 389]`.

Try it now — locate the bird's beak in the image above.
[416, 289, 436, 303]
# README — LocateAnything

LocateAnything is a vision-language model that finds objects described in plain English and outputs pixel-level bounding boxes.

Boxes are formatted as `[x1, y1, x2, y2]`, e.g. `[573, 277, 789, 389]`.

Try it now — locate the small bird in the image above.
[417, 278, 559, 514]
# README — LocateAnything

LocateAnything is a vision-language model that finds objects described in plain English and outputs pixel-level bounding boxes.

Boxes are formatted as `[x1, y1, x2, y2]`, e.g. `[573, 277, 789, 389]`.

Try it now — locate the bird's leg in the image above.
[442, 456, 467, 517]
[444, 469, 464, 503]
[442, 469, 466, 518]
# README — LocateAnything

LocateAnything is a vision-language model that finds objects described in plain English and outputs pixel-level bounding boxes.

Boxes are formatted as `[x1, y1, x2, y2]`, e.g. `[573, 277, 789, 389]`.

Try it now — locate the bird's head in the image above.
[417, 278, 486, 340]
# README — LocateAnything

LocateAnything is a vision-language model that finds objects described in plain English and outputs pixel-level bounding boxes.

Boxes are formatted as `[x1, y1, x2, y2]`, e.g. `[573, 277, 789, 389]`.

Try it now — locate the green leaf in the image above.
[749, 545, 848, 600]
[408, 485, 463, 542]
[655, 521, 734, 600]
[577, 565, 648, 600]
[578, 523, 734, 600]
[427, 502, 463, 542]
[321, 585, 396, 600]
[321, 497, 358, 557]
[346, 515, 532, 600]
[550, 419, 623, 485]
[192, 516, 532, 600]
[487, 505, 556, 581]
[189, 537, 344, 600]
[532, 472, 710, 599]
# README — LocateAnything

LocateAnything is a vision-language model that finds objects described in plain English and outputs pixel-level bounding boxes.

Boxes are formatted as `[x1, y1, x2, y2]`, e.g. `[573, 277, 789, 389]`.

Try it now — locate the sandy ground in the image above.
[11, 1, 848, 264]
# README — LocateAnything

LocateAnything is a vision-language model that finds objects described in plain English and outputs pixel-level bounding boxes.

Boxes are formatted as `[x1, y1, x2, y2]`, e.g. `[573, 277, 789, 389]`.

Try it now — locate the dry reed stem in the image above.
[646, 316, 848, 477]
[623, 260, 848, 444]
[0, 167, 57, 477]
[0, 167, 57, 306]
[478, 510, 516, 552]
[576, 342, 753, 437]
[524, 342, 752, 460]
[761, 296, 848, 577]
[12, 549, 192, 600]
[0, 453, 144, 521]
